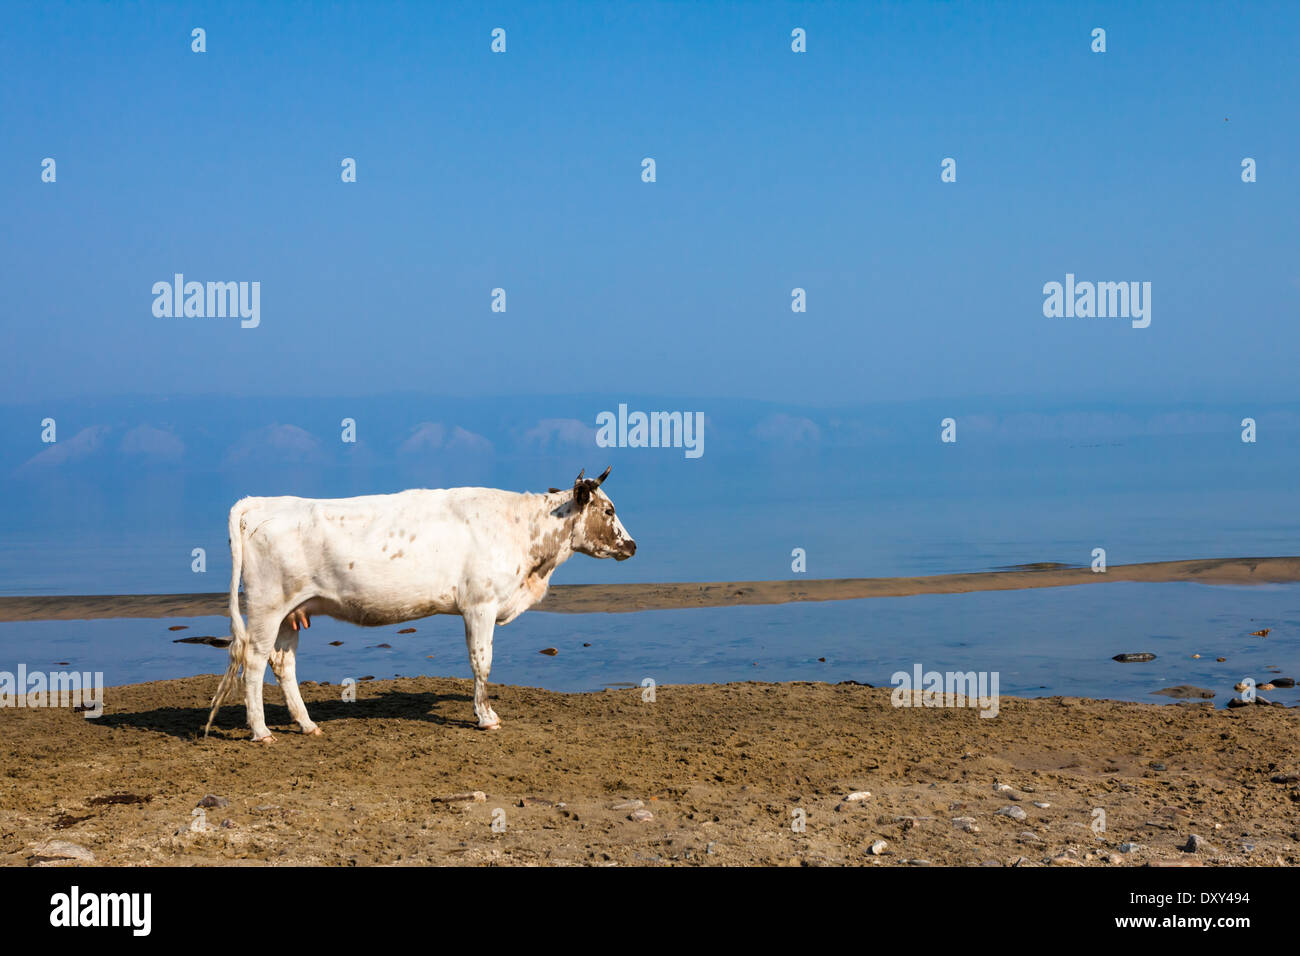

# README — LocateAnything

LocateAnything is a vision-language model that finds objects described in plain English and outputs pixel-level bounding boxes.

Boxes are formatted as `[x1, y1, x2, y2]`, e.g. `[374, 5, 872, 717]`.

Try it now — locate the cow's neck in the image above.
[525, 493, 580, 584]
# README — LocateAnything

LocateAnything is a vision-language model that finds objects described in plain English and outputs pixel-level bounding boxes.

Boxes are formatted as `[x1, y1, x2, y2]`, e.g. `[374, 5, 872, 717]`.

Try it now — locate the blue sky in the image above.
[3, 0, 1298, 408]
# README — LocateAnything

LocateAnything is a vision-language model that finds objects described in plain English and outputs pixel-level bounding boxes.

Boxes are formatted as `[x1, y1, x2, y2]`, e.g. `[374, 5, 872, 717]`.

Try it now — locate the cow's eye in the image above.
[605, 507, 614, 516]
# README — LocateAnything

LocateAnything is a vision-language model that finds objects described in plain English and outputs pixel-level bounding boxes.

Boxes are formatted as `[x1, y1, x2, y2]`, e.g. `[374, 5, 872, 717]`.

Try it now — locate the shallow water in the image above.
[1, 580, 1295, 709]
[2, 422, 1297, 706]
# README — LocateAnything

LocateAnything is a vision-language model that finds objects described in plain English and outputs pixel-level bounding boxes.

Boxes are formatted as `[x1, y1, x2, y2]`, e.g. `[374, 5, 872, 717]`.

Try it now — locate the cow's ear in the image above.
[574, 481, 592, 509]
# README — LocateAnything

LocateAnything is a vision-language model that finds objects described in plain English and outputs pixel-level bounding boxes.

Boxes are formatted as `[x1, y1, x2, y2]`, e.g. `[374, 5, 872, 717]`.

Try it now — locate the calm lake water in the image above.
[0, 581, 1296, 709]
[1, 420, 1297, 707]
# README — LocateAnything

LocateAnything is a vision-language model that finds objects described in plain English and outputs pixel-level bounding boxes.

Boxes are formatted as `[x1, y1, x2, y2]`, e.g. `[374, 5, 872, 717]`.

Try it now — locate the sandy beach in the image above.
[2, 675, 1297, 867]
[3, 554, 1297, 867]
[2, 555, 1298, 622]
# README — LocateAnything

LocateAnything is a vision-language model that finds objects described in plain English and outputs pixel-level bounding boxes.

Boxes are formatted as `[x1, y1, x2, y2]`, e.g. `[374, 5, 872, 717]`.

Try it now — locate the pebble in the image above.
[612, 799, 644, 810]
[995, 805, 1027, 822]
[173, 634, 231, 647]
[1152, 685, 1214, 699]
[952, 817, 980, 833]
[629, 809, 654, 822]
[993, 782, 1013, 792]
[1032, 801, 1051, 809]
[431, 791, 486, 804]
[1113, 653, 1156, 663]
[844, 791, 871, 802]
[539, 647, 558, 656]
[1119, 842, 1142, 853]
[29, 840, 95, 863]
[1270, 677, 1295, 688]
[868, 839, 888, 855]
[1250, 628, 1270, 637]
[1269, 773, 1300, 784]
[196, 794, 229, 808]
[1180, 834, 1207, 853]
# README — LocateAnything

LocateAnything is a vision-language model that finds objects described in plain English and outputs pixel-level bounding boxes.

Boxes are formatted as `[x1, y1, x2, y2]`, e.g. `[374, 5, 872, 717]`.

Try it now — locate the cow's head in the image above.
[568, 467, 636, 561]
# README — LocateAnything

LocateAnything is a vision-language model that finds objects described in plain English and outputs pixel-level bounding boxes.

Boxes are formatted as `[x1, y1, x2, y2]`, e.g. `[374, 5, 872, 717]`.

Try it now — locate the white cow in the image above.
[205, 467, 634, 741]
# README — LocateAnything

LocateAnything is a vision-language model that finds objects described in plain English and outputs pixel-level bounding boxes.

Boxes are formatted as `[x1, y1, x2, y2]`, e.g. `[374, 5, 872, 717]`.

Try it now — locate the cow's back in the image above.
[234, 488, 543, 622]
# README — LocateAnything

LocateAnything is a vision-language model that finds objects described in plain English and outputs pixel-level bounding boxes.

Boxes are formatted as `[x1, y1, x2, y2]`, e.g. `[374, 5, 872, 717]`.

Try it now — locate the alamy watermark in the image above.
[890, 663, 999, 718]
[50, 886, 150, 936]
[152, 274, 260, 328]
[1042, 274, 1150, 329]
[1, 665, 103, 717]
[596, 403, 704, 459]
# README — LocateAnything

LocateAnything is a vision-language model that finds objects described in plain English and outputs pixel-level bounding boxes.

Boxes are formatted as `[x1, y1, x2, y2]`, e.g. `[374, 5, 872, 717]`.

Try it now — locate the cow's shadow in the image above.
[94, 687, 477, 741]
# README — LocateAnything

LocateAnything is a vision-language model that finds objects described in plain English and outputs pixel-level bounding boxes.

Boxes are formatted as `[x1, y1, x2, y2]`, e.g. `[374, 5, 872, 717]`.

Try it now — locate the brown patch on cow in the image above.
[520, 509, 584, 600]
[348, 562, 354, 570]
[409, 533, 416, 541]
[390, 550, 404, 560]
[582, 499, 622, 551]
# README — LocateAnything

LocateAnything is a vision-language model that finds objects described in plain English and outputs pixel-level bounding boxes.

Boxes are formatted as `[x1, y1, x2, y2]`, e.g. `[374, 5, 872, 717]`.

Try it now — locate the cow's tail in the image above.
[205, 501, 249, 736]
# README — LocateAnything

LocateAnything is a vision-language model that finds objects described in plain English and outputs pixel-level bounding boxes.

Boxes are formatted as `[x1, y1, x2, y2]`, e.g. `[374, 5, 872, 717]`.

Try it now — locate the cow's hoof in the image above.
[252, 733, 277, 744]
[477, 718, 501, 730]
[304, 726, 323, 737]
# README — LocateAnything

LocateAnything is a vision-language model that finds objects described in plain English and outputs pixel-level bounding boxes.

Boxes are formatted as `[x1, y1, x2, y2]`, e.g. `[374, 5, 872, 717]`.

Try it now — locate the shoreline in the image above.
[1, 555, 1298, 623]
[2, 675, 1296, 866]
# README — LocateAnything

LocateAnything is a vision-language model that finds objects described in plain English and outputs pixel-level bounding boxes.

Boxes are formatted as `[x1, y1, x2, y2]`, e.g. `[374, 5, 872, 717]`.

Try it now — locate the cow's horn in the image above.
[596, 466, 611, 485]
[575, 468, 585, 482]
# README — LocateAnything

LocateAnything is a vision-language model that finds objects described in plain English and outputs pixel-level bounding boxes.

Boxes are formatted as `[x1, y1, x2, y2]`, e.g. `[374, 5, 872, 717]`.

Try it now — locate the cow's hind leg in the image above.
[462, 605, 500, 729]
[243, 612, 282, 743]
[270, 623, 321, 736]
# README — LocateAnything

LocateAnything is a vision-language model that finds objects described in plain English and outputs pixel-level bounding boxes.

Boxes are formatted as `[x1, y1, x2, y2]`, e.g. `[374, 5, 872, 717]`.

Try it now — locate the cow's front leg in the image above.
[462, 605, 500, 729]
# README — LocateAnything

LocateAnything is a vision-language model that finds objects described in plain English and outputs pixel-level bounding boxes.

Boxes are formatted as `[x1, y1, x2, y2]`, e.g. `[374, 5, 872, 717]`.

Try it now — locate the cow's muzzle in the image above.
[616, 540, 637, 561]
